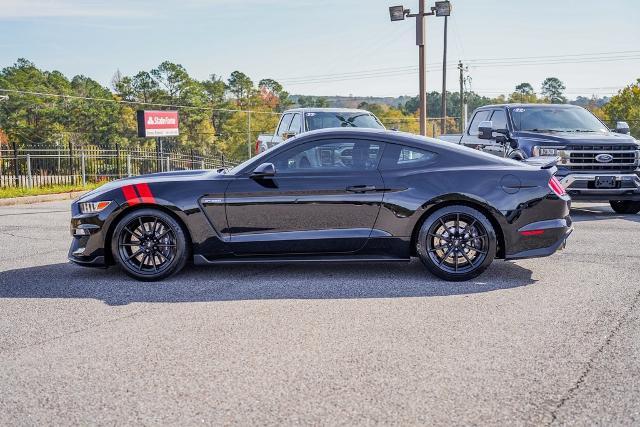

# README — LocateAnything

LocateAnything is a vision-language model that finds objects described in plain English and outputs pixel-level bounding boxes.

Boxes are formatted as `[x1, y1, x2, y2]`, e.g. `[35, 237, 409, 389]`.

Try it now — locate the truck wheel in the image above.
[416, 205, 497, 281]
[609, 200, 640, 214]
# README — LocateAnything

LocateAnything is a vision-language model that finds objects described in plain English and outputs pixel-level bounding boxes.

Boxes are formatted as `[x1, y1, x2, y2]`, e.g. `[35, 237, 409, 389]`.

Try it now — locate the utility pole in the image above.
[418, 0, 428, 136]
[440, 14, 448, 134]
[458, 61, 464, 133]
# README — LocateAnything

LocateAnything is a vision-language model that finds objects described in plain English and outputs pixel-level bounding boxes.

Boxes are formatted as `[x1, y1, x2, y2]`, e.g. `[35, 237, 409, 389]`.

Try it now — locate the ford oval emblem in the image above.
[595, 153, 614, 163]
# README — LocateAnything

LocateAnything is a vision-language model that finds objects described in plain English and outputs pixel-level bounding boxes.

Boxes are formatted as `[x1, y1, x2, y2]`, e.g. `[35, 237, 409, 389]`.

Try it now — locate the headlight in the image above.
[532, 146, 558, 156]
[79, 201, 112, 214]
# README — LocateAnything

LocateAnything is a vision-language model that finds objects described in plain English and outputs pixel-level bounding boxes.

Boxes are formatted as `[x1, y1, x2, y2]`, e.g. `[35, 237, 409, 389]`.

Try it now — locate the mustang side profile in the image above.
[69, 128, 572, 282]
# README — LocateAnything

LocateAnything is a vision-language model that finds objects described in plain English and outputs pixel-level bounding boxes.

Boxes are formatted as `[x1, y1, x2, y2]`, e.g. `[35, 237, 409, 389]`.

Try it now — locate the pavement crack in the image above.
[548, 287, 640, 425]
[0, 307, 159, 357]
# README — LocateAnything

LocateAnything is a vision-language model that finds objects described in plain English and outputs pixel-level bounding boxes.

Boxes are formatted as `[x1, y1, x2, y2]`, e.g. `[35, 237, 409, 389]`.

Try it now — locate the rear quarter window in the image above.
[379, 144, 437, 170]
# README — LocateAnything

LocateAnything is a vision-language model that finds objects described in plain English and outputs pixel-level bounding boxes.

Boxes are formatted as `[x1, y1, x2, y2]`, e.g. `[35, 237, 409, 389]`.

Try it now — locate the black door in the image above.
[225, 138, 385, 255]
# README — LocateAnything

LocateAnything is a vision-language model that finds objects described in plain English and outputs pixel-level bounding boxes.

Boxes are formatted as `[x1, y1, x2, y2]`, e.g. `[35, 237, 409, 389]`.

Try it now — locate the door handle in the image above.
[346, 185, 377, 193]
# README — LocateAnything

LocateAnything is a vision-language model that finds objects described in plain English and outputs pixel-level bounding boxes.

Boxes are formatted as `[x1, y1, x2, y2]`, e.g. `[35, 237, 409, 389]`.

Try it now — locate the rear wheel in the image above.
[416, 205, 497, 281]
[609, 200, 640, 214]
[111, 209, 189, 281]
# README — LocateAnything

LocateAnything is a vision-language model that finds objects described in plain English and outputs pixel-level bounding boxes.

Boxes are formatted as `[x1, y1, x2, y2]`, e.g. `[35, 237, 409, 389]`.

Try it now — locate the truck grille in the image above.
[563, 145, 639, 172]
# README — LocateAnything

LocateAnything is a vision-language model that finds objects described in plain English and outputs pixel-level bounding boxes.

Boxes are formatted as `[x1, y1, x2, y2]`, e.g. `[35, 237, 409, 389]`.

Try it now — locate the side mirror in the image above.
[478, 120, 494, 140]
[282, 131, 297, 140]
[250, 162, 276, 179]
[615, 121, 630, 135]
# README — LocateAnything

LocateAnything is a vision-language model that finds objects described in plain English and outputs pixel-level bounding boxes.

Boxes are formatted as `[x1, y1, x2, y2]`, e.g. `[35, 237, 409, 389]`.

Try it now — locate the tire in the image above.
[609, 200, 640, 215]
[111, 208, 189, 281]
[416, 205, 497, 281]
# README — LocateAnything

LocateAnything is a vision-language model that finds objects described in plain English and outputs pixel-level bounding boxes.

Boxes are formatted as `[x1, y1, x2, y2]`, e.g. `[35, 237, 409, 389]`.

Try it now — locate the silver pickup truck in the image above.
[255, 108, 385, 154]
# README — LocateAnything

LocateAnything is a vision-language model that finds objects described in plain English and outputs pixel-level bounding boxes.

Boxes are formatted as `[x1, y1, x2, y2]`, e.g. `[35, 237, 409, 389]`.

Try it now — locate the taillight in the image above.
[255, 139, 260, 154]
[548, 176, 566, 196]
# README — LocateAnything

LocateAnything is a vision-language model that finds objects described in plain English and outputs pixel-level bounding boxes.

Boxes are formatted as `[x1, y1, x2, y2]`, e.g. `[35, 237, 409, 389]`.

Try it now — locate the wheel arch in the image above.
[409, 197, 506, 259]
[104, 203, 193, 265]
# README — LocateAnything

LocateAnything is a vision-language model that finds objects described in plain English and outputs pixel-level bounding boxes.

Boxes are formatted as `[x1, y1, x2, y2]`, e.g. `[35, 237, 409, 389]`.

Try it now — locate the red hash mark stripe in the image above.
[121, 185, 140, 206]
[135, 183, 156, 204]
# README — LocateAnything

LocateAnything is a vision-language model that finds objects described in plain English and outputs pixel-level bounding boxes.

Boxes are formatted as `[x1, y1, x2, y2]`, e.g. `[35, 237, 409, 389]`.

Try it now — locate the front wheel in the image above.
[609, 200, 640, 215]
[111, 209, 189, 281]
[416, 205, 497, 281]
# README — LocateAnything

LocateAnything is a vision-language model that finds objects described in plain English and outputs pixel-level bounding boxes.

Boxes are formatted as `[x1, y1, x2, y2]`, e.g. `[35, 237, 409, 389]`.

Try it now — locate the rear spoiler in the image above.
[521, 156, 559, 170]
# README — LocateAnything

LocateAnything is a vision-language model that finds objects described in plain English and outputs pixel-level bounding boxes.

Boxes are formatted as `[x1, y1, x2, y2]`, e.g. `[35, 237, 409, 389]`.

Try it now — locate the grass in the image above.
[0, 183, 102, 199]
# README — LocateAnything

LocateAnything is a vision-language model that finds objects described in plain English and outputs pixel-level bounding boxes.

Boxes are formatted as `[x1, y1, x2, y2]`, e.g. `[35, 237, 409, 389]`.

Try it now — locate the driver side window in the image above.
[271, 139, 382, 173]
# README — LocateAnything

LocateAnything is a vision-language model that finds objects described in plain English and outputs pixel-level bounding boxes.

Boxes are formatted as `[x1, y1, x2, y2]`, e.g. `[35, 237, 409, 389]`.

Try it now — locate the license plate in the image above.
[595, 176, 616, 188]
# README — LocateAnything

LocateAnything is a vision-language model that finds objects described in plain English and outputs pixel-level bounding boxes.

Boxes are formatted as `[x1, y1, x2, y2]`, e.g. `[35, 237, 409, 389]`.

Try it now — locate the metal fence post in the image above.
[69, 142, 75, 186]
[127, 153, 131, 177]
[12, 141, 19, 187]
[247, 111, 252, 159]
[166, 155, 170, 172]
[116, 143, 121, 178]
[81, 152, 86, 187]
[201, 159, 205, 169]
[26, 154, 33, 188]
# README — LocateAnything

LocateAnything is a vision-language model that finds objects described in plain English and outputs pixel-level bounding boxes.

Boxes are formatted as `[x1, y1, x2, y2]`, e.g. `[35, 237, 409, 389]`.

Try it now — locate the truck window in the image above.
[468, 110, 491, 136]
[489, 110, 508, 131]
[276, 114, 294, 137]
[288, 113, 302, 134]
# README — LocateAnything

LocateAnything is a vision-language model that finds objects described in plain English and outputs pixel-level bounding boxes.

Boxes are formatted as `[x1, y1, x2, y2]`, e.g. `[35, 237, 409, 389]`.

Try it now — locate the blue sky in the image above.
[1, 0, 639, 98]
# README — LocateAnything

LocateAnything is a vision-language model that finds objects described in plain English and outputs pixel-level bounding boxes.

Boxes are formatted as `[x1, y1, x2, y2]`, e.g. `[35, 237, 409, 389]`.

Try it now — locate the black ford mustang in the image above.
[69, 128, 572, 281]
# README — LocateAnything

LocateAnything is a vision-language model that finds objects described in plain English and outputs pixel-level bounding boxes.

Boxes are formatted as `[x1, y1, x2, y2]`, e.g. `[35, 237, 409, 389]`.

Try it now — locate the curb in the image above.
[0, 190, 89, 207]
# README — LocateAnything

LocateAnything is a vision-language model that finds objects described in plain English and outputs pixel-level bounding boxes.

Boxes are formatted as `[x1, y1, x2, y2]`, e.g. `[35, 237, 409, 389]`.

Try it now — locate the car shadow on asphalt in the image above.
[570, 205, 640, 223]
[0, 260, 535, 306]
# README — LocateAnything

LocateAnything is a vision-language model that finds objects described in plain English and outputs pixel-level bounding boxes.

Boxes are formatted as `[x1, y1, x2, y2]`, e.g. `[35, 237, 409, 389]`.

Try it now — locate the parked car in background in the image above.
[255, 108, 385, 154]
[439, 104, 640, 214]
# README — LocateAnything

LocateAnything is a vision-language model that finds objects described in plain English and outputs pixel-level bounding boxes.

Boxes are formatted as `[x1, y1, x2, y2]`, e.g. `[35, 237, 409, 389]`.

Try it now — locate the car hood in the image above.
[516, 131, 639, 147]
[76, 169, 222, 203]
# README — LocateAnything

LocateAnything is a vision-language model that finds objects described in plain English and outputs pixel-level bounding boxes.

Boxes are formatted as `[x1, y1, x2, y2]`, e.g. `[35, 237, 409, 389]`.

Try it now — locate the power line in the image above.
[0, 88, 281, 115]
[278, 51, 640, 85]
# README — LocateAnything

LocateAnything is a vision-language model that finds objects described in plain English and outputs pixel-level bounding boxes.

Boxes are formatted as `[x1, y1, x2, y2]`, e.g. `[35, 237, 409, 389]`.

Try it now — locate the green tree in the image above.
[510, 82, 537, 103]
[258, 78, 292, 112]
[227, 71, 254, 107]
[603, 79, 640, 137]
[541, 77, 566, 104]
[297, 95, 329, 108]
[130, 71, 159, 103]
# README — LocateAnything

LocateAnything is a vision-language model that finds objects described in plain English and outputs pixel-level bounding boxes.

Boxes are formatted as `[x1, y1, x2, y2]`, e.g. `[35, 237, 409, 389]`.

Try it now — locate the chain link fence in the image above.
[0, 144, 238, 188]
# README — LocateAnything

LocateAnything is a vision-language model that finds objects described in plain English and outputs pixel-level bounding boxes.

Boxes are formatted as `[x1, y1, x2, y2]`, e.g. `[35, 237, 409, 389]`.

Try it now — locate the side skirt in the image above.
[193, 254, 411, 266]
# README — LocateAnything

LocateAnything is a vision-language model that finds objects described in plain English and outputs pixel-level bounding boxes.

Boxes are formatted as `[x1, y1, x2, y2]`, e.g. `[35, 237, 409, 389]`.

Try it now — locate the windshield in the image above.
[510, 106, 608, 133]
[305, 112, 385, 131]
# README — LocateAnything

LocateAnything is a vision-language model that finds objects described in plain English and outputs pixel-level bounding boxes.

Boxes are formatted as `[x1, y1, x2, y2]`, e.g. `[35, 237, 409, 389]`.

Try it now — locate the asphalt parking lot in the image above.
[0, 200, 639, 425]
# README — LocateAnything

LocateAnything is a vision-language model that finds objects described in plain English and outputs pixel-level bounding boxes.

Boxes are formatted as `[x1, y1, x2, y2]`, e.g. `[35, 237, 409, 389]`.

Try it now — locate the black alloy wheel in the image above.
[112, 209, 188, 281]
[417, 205, 496, 281]
[609, 200, 640, 215]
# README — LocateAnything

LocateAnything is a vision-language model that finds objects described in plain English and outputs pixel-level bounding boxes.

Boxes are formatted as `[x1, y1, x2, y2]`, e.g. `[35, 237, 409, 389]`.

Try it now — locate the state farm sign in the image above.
[136, 110, 179, 137]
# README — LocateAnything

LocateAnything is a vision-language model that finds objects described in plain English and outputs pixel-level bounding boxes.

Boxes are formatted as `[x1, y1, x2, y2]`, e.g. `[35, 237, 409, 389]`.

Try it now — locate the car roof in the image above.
[477, 103, 582, 109]
[283, 107, 374, 114]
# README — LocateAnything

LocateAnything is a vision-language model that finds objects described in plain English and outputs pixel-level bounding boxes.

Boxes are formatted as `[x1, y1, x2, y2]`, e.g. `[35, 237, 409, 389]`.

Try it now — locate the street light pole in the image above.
[440, 14, 448, 134]
[389, 1, 450, 137]
[418, 1, 427, 136]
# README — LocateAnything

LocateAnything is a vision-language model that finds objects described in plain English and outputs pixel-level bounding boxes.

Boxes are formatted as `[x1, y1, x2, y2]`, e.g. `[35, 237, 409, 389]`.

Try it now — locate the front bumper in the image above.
[559, 173, 640, 201]
[68, 201, 119, 268]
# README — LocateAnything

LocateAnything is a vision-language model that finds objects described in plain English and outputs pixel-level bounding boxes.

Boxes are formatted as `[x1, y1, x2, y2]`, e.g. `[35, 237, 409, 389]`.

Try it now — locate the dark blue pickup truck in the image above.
[440, 104, 640, 214]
